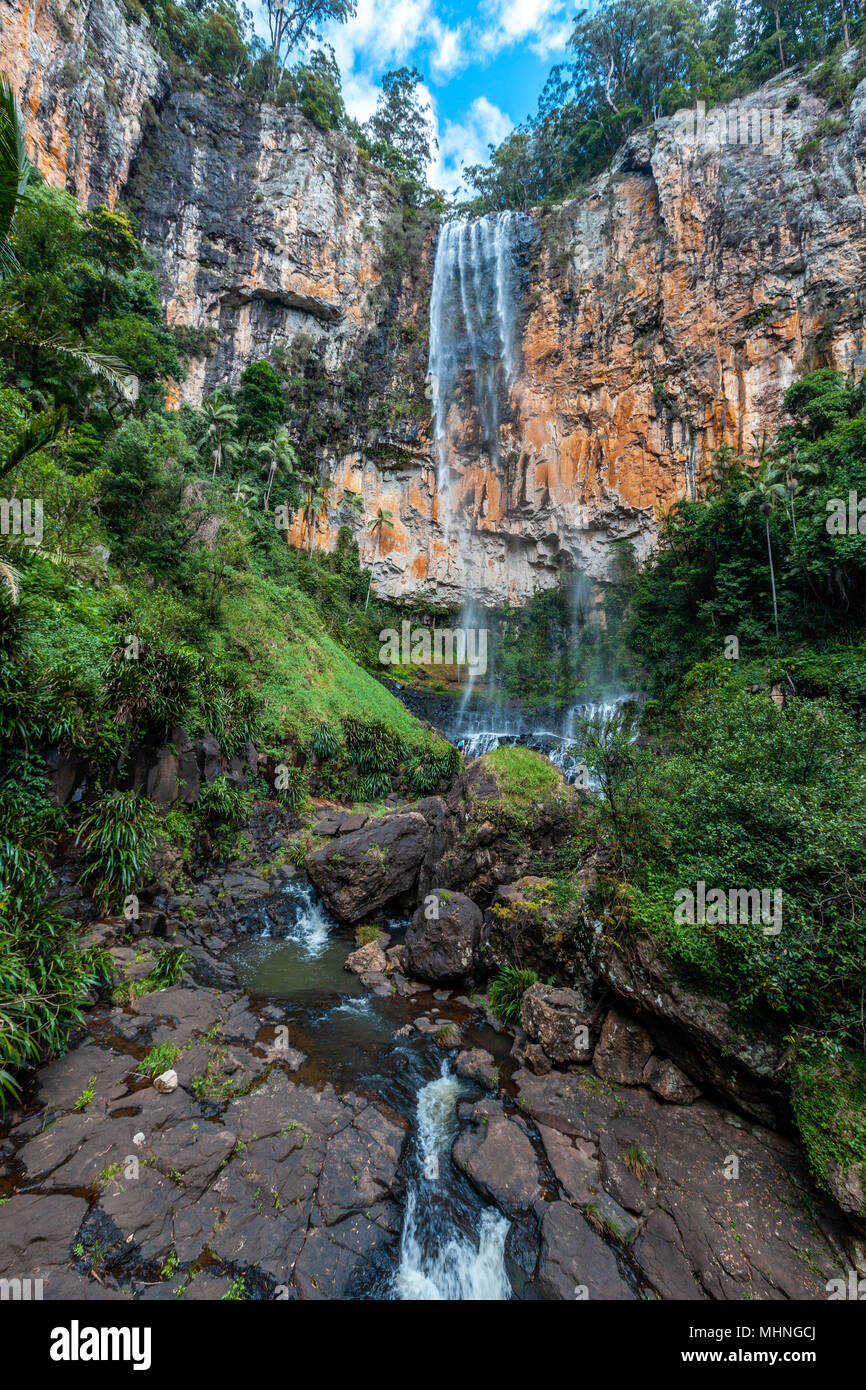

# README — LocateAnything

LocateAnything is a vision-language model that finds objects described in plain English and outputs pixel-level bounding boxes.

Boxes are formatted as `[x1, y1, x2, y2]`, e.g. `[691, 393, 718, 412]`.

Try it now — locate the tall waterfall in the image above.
[428, 211, 532, 509]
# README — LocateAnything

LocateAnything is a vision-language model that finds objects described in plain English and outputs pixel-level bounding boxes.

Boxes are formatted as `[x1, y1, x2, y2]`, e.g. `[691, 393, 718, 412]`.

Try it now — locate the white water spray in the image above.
[394, 1062, 511, 1300]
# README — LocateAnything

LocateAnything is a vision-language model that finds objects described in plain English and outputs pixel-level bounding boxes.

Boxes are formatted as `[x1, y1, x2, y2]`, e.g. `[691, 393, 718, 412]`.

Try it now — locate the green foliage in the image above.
[275, 764, 309, 812]
[463, 1, 863, 212]
[138, 1041, 181, 1079]
[149, 946, 188, 988]
[488, 964, 540, 1023]
[0, 754, 101, 1107]
[790, 1041, 866, 1212]
[76, 790, 158, 914]
[197, 775, 253, 832]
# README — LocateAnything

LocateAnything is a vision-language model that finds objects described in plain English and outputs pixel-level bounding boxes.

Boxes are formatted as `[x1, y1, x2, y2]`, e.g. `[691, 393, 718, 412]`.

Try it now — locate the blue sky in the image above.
[255, 1, 581, 193]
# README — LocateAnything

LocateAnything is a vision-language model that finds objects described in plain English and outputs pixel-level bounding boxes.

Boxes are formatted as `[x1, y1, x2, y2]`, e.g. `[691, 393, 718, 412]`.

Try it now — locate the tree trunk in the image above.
[765, 516, 780, 636]
[772, 0, 786, 68]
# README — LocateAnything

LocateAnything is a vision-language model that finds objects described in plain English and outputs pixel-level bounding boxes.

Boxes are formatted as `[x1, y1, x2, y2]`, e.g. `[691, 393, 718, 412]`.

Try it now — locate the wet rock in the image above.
[537, 1125, 600, 1206]
[0, 1194, 89, 1278]
[36, 1042, 128, 1112]
[521, 982, 595, 1066]
[455, 1048, 498, 1090]
[537, 1202, 636, 1301]
[642, 1055, 701, 1105]
[345, 941, 387, 974]
[593, 1007, 655, 1085]
[452, 1099, 542, 1216]
[403, 891, 483, 984]
[306, 812, 431, 922]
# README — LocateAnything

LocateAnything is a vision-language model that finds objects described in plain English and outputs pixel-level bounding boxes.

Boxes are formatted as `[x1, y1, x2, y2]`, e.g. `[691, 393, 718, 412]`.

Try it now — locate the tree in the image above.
[0, 85, 136, 402]
[739, 468, 788, 636]
[264, 0, 356, 87]
[365, 506, 393, 609]
[202, 394, 239, 479]
[235, 360, 285, 442]
[255, 427, 298, 510]
[364, 68, 436, 191]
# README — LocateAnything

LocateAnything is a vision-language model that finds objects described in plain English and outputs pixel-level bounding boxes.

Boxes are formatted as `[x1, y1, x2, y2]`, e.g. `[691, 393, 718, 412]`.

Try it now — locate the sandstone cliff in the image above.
[8, 6, 866, 605]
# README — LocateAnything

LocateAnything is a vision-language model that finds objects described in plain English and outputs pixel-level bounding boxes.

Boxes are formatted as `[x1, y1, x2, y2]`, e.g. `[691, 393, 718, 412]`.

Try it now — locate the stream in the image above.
[230, 879, 518, 1300]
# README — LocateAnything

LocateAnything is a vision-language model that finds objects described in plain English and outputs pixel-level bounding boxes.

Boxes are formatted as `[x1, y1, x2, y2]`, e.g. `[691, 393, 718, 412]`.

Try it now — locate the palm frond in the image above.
[0, 76, 30, 277]
[0, 408, 65, 480]
[0, 559, 21, 603]
[0, 319, 139, 400]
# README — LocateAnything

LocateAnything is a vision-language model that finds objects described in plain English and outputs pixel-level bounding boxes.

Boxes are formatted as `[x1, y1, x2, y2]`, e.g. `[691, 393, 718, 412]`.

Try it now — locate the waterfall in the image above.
[394, 1062, 511, 1300]
[428, 211, 532, 519]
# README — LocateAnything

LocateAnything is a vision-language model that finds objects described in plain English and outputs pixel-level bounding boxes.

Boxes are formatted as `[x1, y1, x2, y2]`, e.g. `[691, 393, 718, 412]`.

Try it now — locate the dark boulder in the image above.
[403, 890, 483, 983]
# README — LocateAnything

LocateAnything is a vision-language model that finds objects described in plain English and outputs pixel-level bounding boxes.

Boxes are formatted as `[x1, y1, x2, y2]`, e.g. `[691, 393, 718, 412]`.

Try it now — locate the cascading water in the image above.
[394, 1062, 511, 1300]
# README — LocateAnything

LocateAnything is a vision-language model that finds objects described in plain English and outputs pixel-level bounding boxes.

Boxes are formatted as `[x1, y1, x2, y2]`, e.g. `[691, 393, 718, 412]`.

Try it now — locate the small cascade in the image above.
[394, 1062, 511, 1301]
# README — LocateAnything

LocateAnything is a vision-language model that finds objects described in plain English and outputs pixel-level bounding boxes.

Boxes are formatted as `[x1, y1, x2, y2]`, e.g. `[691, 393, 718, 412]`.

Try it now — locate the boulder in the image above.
[403, 891, 483, 983]
[481, 876, 586, 983]
[590, 926, 788, 1123]
[642, 1055, 701, 1105]
[454, 1048, 498, 1090]
[593, 1007, 655, 1085]
[305, 811, 432, 923]
[345, 941, 387, 975]
[520, 982, 596, 1066]
[452, 1100, 541, 1215]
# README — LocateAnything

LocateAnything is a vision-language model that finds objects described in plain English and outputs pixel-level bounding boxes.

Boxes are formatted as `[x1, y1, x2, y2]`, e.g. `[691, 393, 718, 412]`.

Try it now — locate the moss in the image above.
[789, 1045, 866, 1214]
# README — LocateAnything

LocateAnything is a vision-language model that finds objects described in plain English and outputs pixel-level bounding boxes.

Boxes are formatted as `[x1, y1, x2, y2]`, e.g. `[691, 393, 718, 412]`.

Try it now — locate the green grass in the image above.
[221, 572, 439, 752]
[481, 745, 565, 806]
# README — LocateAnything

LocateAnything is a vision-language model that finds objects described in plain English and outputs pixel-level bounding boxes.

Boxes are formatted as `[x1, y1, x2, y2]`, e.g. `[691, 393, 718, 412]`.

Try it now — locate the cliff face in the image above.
[127, 87, 420, 405]
[1, 0, 167, 206]
[9, 8, 866, 606]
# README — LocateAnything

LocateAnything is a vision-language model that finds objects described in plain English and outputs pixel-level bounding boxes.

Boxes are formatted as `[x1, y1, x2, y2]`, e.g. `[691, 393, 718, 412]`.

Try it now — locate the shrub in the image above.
[488, 964, 539, 1023]
[75, 790, 158, 914]
[275, 765, 309, 813]
[197, 774, 252, 831]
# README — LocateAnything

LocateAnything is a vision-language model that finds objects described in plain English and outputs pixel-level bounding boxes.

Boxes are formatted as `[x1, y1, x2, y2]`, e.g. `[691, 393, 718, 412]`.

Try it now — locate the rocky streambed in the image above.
[0, 780, 859, 1301]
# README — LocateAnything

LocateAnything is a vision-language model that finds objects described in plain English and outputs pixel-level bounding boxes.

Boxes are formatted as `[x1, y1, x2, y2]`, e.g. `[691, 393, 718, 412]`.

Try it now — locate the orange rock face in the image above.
[314, 82, 866, 605]
[2, 0, 167, 207]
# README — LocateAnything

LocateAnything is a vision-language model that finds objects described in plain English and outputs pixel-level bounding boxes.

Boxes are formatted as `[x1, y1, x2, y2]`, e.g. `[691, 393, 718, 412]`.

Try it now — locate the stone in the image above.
[593, 1008, 655, 1085]
[454, 1048, 498, 1090]
[520, 982, 595, 1065]
[153, 1069, 178, 1093]
[452, 1100, 541, 1216]
[537, 1202, 636, 1301]
[0, 1194, 89, 1277]
[642, 1055, 701, 1105]
[305, 812, 432, 922]
[403, 891, 483, 984]
[345, 941, 387, 974]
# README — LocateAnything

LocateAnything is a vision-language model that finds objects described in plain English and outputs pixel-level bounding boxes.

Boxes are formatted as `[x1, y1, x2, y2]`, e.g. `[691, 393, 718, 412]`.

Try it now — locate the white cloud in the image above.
[478, 0, 572, 61]
[431, 94, 513, 195]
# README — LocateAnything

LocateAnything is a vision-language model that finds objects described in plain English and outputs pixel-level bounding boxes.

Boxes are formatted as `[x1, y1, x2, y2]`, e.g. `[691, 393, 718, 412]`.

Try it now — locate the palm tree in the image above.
[202, 395, 238, 480]
[740, 471, 787, 637]
[341, 488, 364, 523]
[255, 428, 298, 510]
[365, 506, 393, 610]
